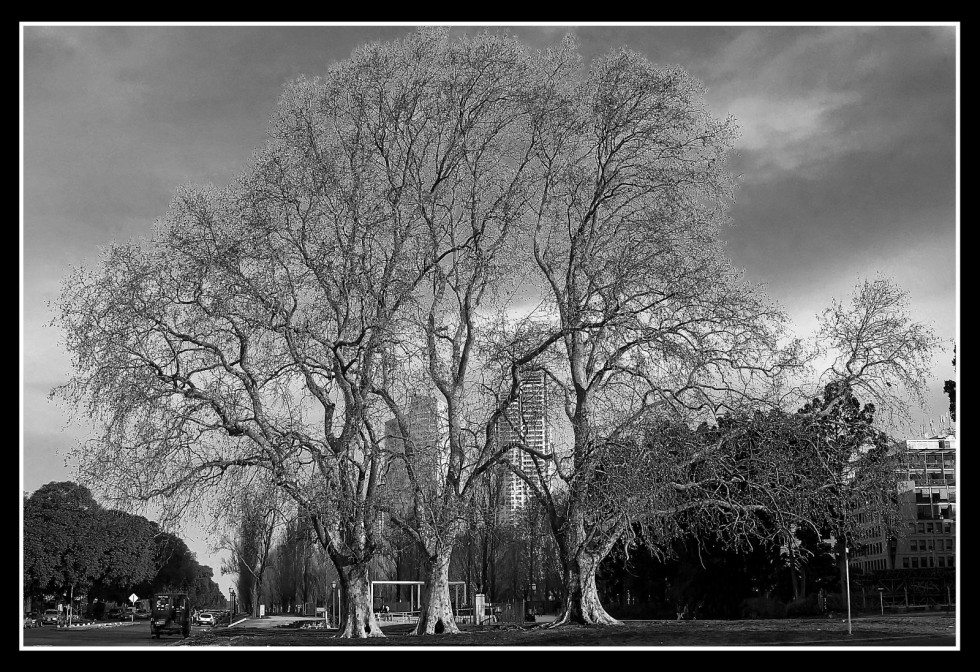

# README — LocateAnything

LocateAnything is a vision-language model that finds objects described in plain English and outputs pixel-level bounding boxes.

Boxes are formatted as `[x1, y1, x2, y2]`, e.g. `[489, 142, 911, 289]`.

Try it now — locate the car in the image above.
[106, 607, 125, 620]
[24, 612, 38, 628]
[40, 609, 61, 626]
[198, 611, 215, 626]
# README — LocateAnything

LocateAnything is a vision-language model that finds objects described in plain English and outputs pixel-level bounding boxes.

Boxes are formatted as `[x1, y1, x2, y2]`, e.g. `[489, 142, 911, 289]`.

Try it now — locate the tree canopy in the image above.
[24, 481, 224, 609]
[50, 28, 939, 635]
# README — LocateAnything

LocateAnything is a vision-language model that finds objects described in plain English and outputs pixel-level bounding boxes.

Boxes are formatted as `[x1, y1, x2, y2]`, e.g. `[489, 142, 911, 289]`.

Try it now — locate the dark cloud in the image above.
[22, 21, 958, 488]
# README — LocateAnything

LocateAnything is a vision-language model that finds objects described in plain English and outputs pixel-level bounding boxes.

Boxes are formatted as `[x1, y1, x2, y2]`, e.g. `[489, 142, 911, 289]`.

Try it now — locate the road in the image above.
[21, 615, 956, 648]
[22, 620, 204, 648]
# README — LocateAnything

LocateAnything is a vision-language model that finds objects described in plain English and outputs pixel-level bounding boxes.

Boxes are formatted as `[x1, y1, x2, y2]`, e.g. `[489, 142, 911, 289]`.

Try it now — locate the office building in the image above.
[853, 426, 956, 573]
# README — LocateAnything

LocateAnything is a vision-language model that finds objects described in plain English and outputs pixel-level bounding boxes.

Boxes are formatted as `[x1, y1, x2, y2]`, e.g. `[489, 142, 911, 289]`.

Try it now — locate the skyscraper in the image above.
[496, 370, 554, 522]
[382, 393, 448, 511]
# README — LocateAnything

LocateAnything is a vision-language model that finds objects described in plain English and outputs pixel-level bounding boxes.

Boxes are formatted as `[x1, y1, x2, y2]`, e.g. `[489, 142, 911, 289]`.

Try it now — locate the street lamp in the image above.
[844, 547, 853, 636]
[330, 581, 337, 629]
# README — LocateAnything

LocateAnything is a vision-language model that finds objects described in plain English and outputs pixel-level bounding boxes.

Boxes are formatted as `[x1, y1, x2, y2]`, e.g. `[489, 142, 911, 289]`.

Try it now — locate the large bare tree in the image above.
[51, 28, 939, 639]
[480, 43, 802, 625]
[487, 48, 940, 627]
[52, 27, 549, 638]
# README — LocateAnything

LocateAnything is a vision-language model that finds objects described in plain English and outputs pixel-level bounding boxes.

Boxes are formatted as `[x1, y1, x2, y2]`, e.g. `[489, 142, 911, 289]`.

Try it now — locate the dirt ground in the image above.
[173, 613, 957, 648]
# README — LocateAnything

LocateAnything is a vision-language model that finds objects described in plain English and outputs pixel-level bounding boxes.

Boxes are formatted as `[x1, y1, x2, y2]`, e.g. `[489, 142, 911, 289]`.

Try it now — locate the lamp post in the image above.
[844, 547, 853, 636]
[877, 587, 884, 615]
[330, 581, 337, 629]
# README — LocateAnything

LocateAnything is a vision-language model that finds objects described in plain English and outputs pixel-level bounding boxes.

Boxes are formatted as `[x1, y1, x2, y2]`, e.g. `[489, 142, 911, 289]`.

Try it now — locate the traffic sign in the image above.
[129, 593, 138, 604]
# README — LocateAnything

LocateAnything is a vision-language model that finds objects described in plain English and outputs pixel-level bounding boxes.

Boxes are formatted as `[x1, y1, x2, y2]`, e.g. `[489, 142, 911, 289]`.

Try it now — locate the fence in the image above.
[375, 600, 527, 625]
[854, 568, 956, 611]
[474, 601, 525, 625]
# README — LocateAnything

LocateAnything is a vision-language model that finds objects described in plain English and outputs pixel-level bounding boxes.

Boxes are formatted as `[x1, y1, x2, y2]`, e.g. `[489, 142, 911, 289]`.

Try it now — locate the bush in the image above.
[738, 596, 786, 619]
[824, 593, 844, 612]
[785, 594, 820, 618]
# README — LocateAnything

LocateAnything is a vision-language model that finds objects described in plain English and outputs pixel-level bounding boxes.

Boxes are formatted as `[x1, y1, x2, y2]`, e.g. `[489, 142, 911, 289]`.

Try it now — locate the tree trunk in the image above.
[788, 535, 800, 601]
[414, 549, 459, 634]
[337, 562, 384, 638]
[550, 550, 620, 626]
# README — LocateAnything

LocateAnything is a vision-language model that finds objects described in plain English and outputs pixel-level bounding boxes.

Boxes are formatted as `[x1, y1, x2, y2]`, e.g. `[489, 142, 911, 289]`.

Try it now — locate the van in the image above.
[150, 593, 191, 639]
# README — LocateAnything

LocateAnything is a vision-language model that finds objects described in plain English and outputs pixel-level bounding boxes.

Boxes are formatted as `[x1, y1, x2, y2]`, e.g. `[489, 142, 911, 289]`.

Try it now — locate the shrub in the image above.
[738, 596, 787, 619]
[824, 593, 844, 612]
[785, 594, 820, 618]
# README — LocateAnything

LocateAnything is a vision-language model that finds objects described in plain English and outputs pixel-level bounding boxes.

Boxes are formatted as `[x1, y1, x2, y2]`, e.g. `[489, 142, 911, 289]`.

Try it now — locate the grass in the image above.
[174, 613, 956, 648]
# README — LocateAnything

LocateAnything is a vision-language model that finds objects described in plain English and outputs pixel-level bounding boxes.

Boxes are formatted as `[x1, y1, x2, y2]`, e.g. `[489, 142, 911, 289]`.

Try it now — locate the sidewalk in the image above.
[229, 613, 559, 629]
[229, 614, 324, 629]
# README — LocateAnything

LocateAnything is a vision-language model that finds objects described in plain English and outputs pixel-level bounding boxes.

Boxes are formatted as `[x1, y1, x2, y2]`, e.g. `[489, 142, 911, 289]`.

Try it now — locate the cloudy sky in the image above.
[21, 22, 959, 595]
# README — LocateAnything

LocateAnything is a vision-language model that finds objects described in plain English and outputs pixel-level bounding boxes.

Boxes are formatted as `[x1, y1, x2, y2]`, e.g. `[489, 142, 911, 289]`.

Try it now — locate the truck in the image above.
[150, 592, 191, 639]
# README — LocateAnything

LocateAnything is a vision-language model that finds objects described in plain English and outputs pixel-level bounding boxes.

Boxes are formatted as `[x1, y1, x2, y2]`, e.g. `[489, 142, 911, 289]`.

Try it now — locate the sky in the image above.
[20, 22, 959, 599]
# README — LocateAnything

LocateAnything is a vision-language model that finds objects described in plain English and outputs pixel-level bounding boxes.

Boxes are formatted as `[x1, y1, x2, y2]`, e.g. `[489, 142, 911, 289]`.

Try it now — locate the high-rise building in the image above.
[382, 393, 448, 511]
[496, 370, 554, 522]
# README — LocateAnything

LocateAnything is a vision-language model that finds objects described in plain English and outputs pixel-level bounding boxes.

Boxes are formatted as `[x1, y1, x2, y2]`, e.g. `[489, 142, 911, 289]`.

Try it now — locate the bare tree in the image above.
[50, 27, 939, 639]
[50, 27, 548, 639]
[218, 481, 284, 617]
[361, 30, 570, 634]
[481, 43, 804, 625]
[813, 276, 940, 429]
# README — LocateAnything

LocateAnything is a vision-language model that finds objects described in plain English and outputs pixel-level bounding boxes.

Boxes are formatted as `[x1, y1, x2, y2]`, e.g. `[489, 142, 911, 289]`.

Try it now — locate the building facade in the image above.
[853, 431, 956, 572]
[495, 370, 555, 523]
[381, 393, 449, 517]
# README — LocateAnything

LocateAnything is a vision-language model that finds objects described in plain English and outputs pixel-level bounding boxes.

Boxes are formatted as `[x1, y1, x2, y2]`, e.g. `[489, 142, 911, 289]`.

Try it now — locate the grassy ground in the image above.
[174, 613, 956, 648]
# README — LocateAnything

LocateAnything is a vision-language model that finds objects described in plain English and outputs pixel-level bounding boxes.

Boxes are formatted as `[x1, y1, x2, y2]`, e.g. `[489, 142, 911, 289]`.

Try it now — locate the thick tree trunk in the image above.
[550, 550, 620, 626]
[414, 550, 459, 634]
[338, 563, 384, 638]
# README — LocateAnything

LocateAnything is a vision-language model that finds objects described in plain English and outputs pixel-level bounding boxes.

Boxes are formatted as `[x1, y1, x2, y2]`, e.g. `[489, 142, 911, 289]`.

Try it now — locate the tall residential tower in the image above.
[496, 370, 555, 522]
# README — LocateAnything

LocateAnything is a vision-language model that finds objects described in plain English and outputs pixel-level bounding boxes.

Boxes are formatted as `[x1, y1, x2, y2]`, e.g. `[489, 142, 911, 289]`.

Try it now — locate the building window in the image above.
[948, 556, 955, 568]
[926, 522, 934, 534]
[917, 523, 925, 534]
[903, 558, 910, 568]
[937, 557, 945, 567]
[945, 539, 953, 550]
[911, 557, 919, 568]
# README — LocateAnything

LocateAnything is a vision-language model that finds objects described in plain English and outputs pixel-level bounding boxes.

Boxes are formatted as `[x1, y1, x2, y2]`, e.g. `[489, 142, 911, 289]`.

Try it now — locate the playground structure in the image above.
[369, 580, 469, 622]
[368, 580, 529, 625]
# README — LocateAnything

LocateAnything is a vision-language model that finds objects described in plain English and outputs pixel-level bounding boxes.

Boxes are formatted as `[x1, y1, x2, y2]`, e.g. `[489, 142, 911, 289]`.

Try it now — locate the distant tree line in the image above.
[23, 481, 225, 615]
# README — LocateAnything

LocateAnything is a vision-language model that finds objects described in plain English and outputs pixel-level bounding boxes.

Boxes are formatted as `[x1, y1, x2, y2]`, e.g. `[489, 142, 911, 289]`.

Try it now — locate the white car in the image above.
[198, 612, 215, 626]
[40, 609, 62, 626]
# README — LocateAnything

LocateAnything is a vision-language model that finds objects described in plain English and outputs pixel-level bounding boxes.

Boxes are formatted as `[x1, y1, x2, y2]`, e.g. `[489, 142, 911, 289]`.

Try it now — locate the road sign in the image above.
[129, 593, 138, 604]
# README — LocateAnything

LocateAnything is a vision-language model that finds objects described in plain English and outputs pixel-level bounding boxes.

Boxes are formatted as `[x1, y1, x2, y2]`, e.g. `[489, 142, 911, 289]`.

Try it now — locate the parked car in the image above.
[40, 609, 61, 626]
[198, 611, 215, 626]
[24, 612, 38, 628]
[106, 607, 125, 620]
